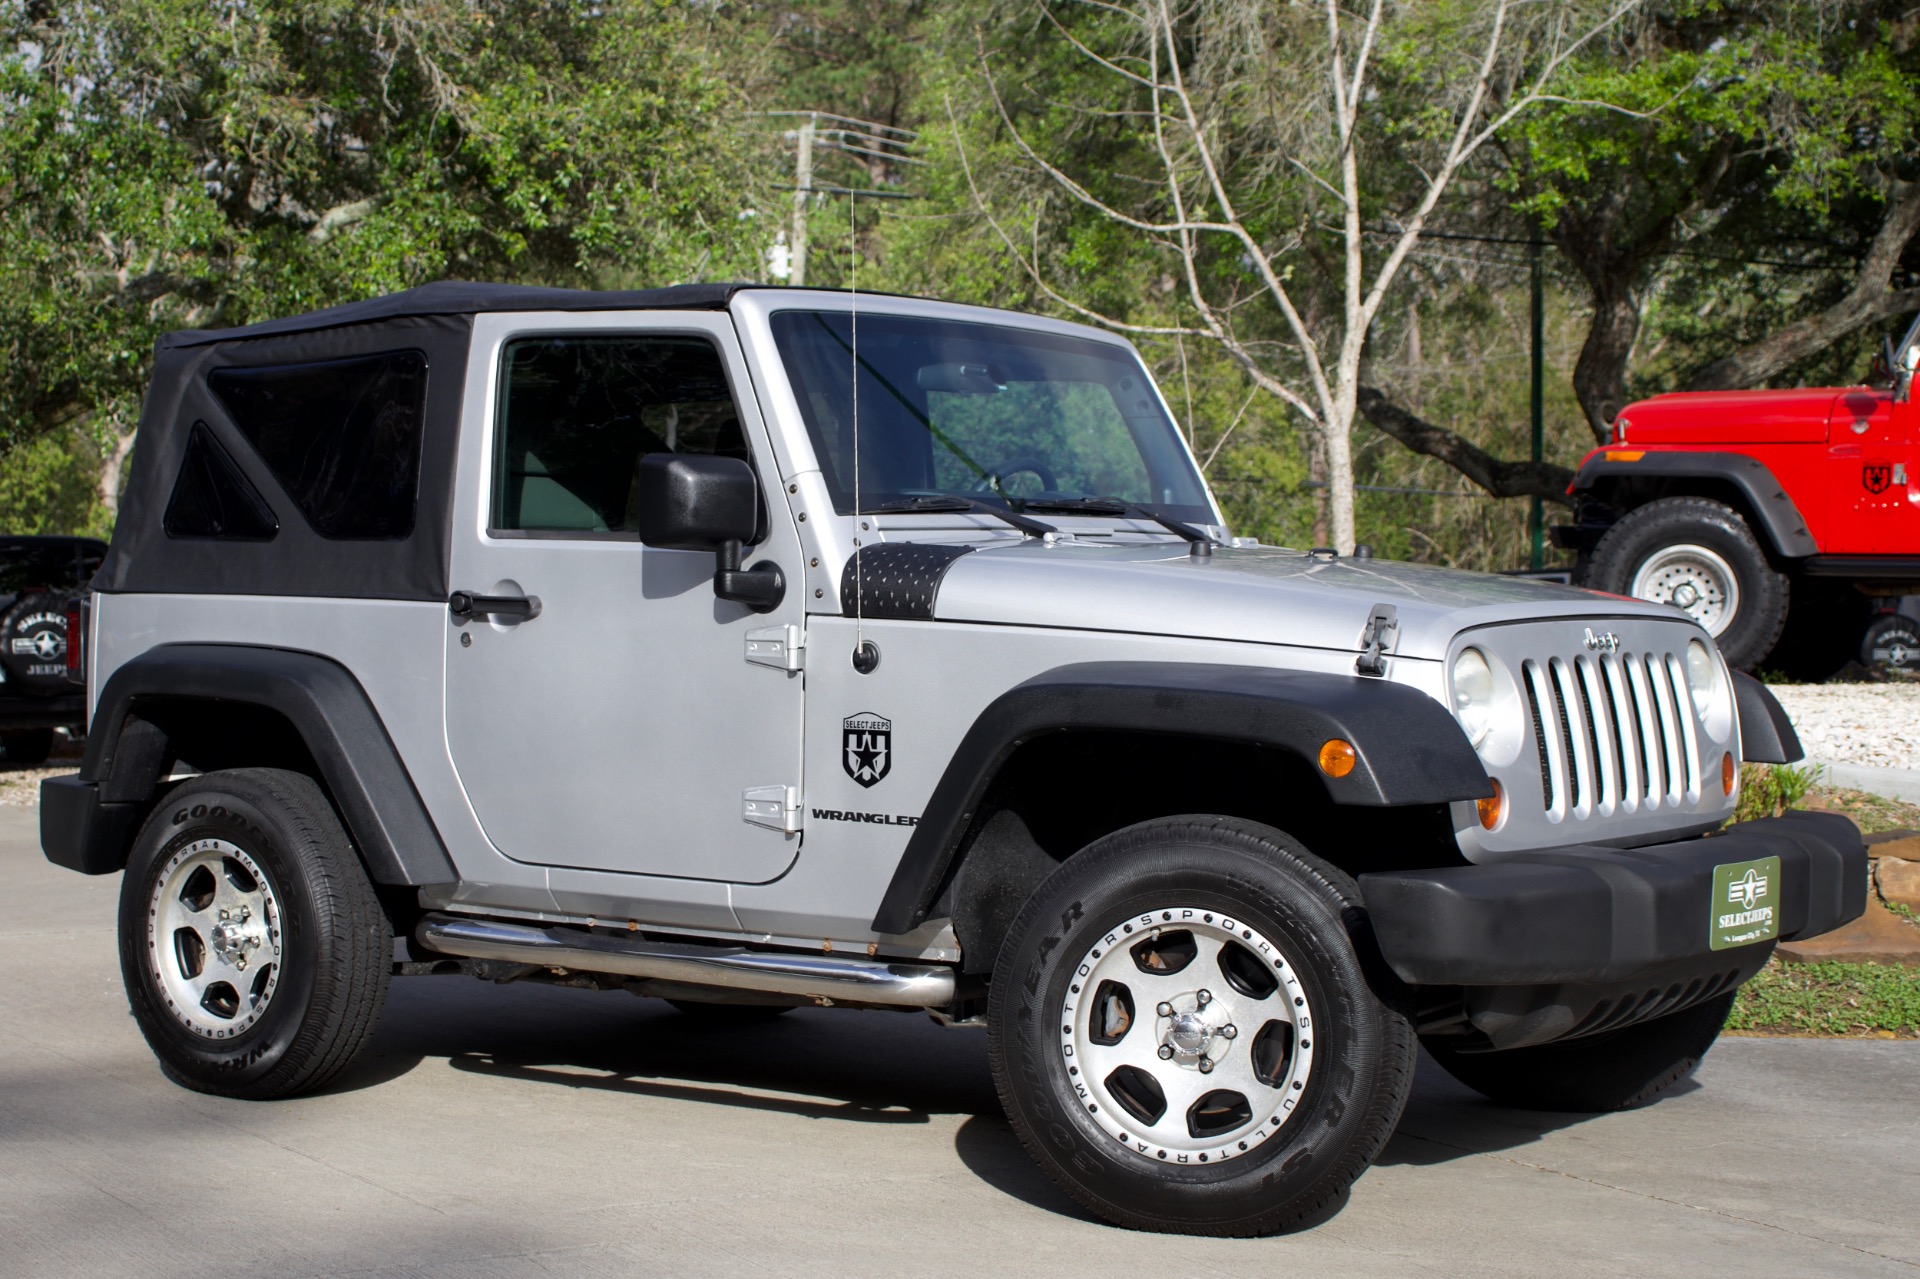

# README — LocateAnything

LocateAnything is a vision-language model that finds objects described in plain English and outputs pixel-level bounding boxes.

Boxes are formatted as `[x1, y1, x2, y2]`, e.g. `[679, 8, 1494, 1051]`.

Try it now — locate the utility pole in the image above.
[791, 113, 815, 288]
[1529, 236, 1545, 571]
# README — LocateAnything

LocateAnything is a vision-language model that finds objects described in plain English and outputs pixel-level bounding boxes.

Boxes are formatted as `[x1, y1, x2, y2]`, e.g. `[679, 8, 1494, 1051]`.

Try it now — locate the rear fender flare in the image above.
[65, 643, 454, 885]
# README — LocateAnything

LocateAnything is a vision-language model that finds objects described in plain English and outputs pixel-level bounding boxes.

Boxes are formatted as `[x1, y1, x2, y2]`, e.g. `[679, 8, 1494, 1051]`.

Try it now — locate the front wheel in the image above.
[118, 768, 392, 1099]
[988, 817, 1415, 1236]
[1424, 992, 1735, 1113]
[1586, 497, 1788, 670]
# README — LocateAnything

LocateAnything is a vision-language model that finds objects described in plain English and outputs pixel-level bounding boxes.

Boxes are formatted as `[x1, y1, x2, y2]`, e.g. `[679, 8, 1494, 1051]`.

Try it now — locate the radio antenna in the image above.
[850, 191, 866, 670]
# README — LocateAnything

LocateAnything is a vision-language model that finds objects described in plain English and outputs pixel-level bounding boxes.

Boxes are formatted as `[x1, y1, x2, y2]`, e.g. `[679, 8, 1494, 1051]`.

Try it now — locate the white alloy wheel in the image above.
[1629, 543, 1741, 636]
[147, 838, 285, 1039]
[1062, 908, 1314, 1166]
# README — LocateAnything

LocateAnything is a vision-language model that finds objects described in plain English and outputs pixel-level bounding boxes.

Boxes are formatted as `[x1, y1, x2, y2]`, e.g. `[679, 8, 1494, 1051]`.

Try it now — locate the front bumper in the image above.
[1359, 811, 1865, 1048]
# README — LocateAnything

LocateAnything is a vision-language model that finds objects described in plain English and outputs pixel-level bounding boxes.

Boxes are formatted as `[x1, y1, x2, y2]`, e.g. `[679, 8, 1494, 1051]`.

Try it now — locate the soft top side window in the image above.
[208, 349, 428, 540]
[163, 422, 280, 542]
[492, 334, 751, 536]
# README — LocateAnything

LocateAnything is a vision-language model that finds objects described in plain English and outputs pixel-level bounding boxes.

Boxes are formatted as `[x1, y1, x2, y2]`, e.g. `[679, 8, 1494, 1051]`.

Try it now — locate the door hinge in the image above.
[1356, 603, 1399, 677]
[745, 624, 804, 672]
[743, 785, 801, 832]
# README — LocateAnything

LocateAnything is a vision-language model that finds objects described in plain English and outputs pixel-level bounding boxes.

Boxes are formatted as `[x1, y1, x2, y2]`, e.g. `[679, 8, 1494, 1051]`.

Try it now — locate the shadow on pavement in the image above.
[331, 974, 1659, 1227]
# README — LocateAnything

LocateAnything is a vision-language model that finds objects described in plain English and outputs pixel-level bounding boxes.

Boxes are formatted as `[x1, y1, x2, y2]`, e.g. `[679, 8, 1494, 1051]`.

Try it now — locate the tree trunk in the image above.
[98, 428, 137, 518]
[1356, 387, 1573, 505]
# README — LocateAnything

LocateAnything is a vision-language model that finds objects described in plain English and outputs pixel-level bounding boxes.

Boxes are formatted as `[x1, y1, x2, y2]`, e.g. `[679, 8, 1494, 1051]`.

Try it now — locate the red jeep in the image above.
[1556, 313, 1920, 673]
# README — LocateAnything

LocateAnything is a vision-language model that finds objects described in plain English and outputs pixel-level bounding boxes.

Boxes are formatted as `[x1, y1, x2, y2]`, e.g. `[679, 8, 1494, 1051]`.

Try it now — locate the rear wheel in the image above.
[1423, 992, 1735, 1113]
[1587, 497, 1788, 669]
[118, 768, 392, 1099]
[988, 816, 1415, 1236]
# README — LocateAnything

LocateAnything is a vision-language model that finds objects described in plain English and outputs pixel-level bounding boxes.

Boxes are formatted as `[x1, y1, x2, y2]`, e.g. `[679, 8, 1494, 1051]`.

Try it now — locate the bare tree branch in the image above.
[1357, 387, 1574, 506]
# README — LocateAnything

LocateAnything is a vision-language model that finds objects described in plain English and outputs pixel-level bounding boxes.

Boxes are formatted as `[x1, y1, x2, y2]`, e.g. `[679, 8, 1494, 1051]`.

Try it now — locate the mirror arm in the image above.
[713, 539, 786, 613]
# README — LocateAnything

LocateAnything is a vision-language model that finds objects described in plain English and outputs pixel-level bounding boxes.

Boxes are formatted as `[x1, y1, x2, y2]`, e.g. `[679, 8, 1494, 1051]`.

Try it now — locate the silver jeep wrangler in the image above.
[42, 283, 1864, 1236]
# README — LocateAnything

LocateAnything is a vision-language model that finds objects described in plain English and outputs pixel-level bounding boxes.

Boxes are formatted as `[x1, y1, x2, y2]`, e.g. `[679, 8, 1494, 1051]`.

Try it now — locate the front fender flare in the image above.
[1573, 451, 1818, 559]
[869, 661, 1492, 935]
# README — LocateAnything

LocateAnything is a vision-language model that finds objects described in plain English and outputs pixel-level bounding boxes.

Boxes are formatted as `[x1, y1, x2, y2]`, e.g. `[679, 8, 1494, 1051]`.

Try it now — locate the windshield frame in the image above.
[748, 294, 1223, 530]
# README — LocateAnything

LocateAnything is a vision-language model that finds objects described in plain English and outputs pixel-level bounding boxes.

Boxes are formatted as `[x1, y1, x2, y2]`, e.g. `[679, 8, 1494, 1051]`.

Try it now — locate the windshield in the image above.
[769, 310, 1214, 523]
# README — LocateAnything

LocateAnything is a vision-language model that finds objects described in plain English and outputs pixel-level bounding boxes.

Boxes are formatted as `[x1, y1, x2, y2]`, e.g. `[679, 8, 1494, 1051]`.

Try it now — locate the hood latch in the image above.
[1356, 603, 1398, 677]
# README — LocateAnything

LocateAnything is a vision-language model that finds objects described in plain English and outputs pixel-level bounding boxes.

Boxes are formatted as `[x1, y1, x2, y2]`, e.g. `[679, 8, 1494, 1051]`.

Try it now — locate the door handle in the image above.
[448, 591, 541, 621]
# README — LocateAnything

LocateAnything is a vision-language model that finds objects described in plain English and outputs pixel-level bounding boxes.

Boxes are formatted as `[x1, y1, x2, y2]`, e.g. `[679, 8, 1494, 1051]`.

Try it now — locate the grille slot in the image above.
[1514, 644, 1698, 824]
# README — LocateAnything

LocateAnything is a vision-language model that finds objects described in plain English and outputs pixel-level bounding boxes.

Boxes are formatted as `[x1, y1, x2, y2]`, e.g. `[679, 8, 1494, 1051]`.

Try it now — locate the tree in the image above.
[952, 0, 1637, 551]
[1505, 2, 1920, 437]
[0, 0, 763, 526]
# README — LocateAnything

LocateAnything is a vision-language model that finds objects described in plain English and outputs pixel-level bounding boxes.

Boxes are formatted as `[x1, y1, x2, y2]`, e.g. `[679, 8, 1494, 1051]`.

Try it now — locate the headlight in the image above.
[1686, 640, 1716, 700]
[1452, 647, 1496, 748]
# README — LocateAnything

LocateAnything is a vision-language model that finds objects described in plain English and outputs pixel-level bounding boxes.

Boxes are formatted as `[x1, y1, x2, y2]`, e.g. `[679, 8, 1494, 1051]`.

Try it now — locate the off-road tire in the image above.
[988, 816, 1416, 1237]
[118, 768, 391, 1100]
[1587, 497, 1788, 670]
[1424, 991, 1735, 1113]
[0, 728, 55, 765]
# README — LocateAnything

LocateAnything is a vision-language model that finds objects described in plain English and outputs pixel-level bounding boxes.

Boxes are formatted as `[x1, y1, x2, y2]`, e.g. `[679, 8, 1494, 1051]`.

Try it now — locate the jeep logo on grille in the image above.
[1583, 627, 1620, 653]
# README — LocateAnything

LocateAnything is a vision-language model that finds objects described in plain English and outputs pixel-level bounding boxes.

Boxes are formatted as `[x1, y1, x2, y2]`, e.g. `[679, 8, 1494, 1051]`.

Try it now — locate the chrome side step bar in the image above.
[415, 914, 956, 1008]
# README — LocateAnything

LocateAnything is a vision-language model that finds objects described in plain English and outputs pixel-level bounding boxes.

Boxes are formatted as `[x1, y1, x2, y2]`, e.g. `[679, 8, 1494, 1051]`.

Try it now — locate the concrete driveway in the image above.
[2, 802, 1914, 1278]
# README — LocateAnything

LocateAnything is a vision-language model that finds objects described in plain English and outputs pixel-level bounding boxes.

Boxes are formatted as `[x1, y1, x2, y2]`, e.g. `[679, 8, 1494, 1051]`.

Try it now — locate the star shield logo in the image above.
[843, 713, 892, 788]
[1864, 462, 1892, 494]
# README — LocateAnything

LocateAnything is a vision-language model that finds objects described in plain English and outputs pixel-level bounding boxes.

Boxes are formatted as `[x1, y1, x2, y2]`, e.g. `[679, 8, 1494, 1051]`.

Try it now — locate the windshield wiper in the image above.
[865, 495, 1059, 539]
[1021, 497, 1213, 544]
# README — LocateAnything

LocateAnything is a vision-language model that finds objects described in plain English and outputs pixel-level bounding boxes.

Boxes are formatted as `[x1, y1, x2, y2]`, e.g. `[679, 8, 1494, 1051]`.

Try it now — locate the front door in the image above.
[1826, 389, 1916, 553]
[443, 312, 805, 883]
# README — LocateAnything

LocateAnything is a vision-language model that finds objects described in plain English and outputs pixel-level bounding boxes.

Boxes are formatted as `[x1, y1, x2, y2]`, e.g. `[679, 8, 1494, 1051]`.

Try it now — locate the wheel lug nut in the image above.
[1157, 1002, 1173, 1018]
[1197, 989, 1211, 1006]
[1220, 1024, 1238, 1039]
[1198, 1057, 1214, 1074]
[1158, 1044, 1174, 1060]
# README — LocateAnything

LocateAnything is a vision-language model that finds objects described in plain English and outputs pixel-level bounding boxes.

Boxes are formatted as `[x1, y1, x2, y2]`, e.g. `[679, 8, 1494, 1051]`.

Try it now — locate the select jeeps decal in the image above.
[1710, 855, 1781, 950]
[9, 613, 66, 673]
[843, 712, 892, 788]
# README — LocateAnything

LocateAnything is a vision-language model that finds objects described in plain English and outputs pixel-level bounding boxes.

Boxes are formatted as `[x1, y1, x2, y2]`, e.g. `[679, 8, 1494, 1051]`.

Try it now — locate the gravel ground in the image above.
[1766, 682, 1920, 771]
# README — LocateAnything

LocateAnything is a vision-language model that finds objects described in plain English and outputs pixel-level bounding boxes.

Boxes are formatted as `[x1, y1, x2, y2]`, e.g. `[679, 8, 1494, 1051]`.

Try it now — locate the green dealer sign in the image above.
[1710, 855, 1782, 951]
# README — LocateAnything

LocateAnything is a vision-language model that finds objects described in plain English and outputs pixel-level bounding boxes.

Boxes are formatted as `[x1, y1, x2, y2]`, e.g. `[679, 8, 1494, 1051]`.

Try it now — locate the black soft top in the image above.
[161, 281, 746, 349]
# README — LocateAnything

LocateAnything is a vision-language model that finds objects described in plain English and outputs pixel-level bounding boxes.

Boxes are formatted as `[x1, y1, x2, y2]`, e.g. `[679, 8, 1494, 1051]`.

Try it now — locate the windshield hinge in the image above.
[743, 785, 801, 832]
[746, 624, 804, 672]
[1356, 604, 1399, 677]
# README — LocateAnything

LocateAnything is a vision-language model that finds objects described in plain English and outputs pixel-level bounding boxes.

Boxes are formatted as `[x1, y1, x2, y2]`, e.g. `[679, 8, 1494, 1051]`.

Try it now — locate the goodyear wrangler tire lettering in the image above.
[986, 816, 1416, 1236]
[117, 768, 391, 1101]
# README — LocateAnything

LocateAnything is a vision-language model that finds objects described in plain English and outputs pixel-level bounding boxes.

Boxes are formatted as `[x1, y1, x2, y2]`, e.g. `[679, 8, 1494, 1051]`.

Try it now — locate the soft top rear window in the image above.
[208, 350, 428, 539]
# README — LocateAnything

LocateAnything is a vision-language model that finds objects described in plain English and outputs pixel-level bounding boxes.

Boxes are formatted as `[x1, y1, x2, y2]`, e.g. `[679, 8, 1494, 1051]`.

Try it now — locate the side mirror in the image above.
[635, 454, 785, 613]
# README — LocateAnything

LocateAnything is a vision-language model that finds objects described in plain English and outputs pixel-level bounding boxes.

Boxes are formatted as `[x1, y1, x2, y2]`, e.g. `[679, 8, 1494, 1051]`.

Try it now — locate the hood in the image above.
[920, 539, 1692, 660]
[1618, 387, 1875, 445]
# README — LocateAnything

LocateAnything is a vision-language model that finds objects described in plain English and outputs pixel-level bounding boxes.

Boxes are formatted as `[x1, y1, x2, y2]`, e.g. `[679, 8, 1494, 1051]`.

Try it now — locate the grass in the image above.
[1722, 764, 1920, 1037]
[1727, 959, 1920, 1038]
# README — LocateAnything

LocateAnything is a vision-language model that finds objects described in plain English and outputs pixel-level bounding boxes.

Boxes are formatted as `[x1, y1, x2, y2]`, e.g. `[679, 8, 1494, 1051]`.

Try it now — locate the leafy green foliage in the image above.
[1734, 763, 1821, 822]
[0, 0, 764, 508]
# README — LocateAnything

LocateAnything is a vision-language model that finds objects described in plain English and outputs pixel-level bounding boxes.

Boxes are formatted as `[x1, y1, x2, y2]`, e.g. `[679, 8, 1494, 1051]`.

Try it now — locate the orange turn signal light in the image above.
[1477, 779, 1504, 830]
[1604, 449, 1645, 463]
[1318, 739, 1357, 778]
[1722, 752, 1737, 797]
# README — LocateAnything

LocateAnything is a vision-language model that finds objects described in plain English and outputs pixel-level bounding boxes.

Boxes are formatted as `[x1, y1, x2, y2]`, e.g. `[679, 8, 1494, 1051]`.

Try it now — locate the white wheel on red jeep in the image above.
[1628, 543, 1740, 635]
